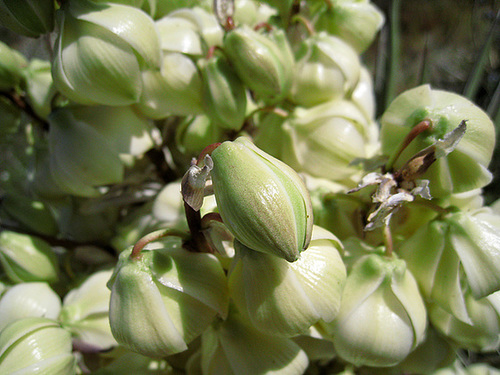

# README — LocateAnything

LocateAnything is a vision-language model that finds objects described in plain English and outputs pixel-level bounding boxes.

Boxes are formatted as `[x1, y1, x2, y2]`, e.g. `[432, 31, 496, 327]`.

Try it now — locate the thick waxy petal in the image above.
[200, 307, 309, 375]
[328, 254, 426, 367]
[228, 226, 345, 337]
[0, 317, 76, 374]
[381, 85, 495, 197]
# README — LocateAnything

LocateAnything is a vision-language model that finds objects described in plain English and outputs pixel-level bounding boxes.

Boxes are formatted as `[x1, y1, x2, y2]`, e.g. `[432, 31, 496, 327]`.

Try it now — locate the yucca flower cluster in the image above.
[0, 0, 499, 374]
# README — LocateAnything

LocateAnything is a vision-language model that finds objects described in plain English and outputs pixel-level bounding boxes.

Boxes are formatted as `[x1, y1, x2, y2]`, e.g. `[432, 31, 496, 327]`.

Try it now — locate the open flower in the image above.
[0, 282, 61, 331]
[0, 317, 77, 374]
[380, 85, 495, 197]
[400, 206, 500, 322]
[0, 231, 58, 283]
[195, 305, 309, 375]
[107, 237, 228, 357]
[313, 0, 385, 53]
[280, 99, 378, 185]
[291, 32, 361, 107]
[52, 0, 161, 105]
[59, 269, 118, 352]
[326, 253, 427, 367]
[429, 289, 500, 352]
[228, 226, 346, 337]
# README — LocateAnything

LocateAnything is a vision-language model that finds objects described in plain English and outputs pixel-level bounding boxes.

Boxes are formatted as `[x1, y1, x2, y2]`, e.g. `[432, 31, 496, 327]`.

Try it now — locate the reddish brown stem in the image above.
[197, 142, 221, 165]
[385, 119, 432, 172]
[130, 229, 188, 260]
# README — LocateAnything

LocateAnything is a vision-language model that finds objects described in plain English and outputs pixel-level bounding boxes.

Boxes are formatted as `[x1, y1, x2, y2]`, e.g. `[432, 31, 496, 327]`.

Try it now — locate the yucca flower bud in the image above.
[176, 115, 225, 156]
[48, 105, 154, 197]
[400, 207, 500, 323]
[0, 40, 27, 91]
[228, 226, 346, 337]
[0, 282, 61, 331]
[210, 137, 313, 262]
[0, 231, 58, 283]
[156, 13, 204, 56]
[313, 0, 385, 53]
[351, 66, 377, 122]
[280, 99, 378, 184]
[197, 305, 309, 375]
[233, 0, 277, 27]
[0, 0, 54, 38]
[429, 290, 500, 352]
[52, 0, 161, 105]
[291, 32, 361, 107]
[167, 7, 224, 48]
[0, 317, 77, 374]
[60, 269, 117, 352]
[381, 84, 495, 197]
[223, 25, 294, 104]
[327, 253, 427, 367]
[198, 53, 247, 131]
[136, 53, 204, 118]
[107, 237, 228, 357]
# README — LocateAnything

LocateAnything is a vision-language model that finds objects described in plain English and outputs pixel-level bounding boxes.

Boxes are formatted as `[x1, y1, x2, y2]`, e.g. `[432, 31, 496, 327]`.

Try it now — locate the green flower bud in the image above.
[210, 137, 313, 262]
[400, 207, 500, 322]
[223, 25, 294, 104]
[0, 0, 55, 37]
[52, 0, 161, 105]
[0, 282, 61, 331]
[313, 0, 385, 53]
[381, 84, 495, 197]
[176, 115, 225, 156]
[60, 269, 117, 351]
[136, 53, 204, 118]
[351, 66, 377, 121]
[291, 32, 361, 107]
[0, 40, 27, 91]
[327, 254, 427, 367]
[167, 7, 223, 49]
[156, 14, 204, 56]
[281, 100, 379, 184]
[23, 59, 56, 119]
[233, 0, 277, 27]
[198, 305, 309, 375]
[228, 226, 346, 337]
[0, 231, 58, 284]
[0, 317, 77, 374]
[429, 290, 500, 352]
[107, 238, 228, 357]
[198, 53, 247, 131]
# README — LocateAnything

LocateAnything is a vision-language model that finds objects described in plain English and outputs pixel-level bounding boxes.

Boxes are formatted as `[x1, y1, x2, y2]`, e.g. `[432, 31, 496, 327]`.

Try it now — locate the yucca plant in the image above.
[0, 0, 499, 374]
